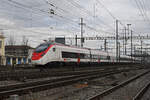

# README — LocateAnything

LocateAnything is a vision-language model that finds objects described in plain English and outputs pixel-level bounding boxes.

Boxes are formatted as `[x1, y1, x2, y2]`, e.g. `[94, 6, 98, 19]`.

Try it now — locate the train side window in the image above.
[62, 51, 77, 58]
[53, 48, 56, 52]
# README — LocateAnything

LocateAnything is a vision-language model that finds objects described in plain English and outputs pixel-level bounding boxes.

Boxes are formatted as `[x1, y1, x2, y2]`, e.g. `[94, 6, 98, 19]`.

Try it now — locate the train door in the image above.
[55, 46, 60, 61]
[50, 45, 58, 61]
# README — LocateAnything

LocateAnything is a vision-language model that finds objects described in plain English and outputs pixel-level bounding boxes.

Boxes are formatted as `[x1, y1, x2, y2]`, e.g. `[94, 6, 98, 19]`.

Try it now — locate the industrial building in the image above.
[5, 45, 34, 65]
[0, 33, 5, 65]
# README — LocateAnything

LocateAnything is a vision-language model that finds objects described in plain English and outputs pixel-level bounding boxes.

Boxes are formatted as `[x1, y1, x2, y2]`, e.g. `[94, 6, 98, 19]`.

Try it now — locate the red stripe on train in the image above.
[32, 45, 53, 60]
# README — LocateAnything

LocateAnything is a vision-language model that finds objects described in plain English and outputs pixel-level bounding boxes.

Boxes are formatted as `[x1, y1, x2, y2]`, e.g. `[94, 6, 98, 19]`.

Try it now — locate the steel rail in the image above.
[0, 65, 138, 81]
[0, 69, 131, 99]
[133, 81, 150, 100]
[88, 70, 150, 100]
[0, 67, 107, 81]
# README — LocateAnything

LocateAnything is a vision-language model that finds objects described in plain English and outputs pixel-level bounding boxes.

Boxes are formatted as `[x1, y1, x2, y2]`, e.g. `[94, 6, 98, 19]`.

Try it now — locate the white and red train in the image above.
[31, 42, 139, 66]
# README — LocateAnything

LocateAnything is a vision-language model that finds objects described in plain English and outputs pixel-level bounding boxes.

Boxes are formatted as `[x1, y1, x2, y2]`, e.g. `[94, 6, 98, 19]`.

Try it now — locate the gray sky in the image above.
[0, 0, 150, 52]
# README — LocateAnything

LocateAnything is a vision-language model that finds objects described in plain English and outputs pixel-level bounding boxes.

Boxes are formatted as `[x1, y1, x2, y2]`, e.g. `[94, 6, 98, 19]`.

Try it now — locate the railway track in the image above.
[133, 81, 150, 100]
[88, 69, 150, 100]
[0, 65, 36, 71]
[0, 68, 109, 81]
[0, 66, 105, 81]
[0, 63, 142, 71]
[0, 67, 140, 99]
[0, 65, 143, 81]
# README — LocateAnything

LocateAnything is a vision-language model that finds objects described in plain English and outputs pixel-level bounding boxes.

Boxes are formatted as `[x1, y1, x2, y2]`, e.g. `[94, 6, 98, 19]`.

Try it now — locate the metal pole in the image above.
[141, 40, 143, 62]
[134, 45, 136, 55]
[80, 18, 83, 47]
[127, 24, 131, 35]
[123, 29, 125, 55]
[133, 45, 136, 62]
[118, 42, 120, 62]
[131, 30, 133, 60]
[125, 27, 127, 55]
[141, 40, 143, 54]
[116, 20, 119, 62]
[104, 39, 107, 52]
[127, 24, 131, 55]
[75, 35, 77, 46]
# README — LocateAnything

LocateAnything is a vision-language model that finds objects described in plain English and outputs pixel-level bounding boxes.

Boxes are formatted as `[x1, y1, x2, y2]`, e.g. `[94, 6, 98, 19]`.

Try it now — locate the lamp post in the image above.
[116, 20, 119, 62]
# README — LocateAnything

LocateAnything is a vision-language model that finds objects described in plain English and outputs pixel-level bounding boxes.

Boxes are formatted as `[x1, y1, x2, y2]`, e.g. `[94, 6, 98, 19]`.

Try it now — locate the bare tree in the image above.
[22, 35, 28, 46]
[7, 34, 16, 45]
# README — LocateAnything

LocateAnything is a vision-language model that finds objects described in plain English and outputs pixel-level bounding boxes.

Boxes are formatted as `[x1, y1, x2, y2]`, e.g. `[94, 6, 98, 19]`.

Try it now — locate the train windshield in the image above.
[35, 43, 50, 53]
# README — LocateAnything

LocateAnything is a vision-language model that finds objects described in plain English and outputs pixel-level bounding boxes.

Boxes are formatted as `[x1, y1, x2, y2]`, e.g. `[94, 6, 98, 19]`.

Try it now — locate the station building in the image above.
[0, 33, 5, 65]
[5, 45, 34, 65]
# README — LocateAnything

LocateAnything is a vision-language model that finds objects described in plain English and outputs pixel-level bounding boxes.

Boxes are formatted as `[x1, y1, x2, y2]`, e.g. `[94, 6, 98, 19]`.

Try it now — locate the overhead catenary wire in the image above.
[96, 0, 126, 28]
[46, 0, 114, 35]
[1, 0, 57, 27]
[1, 0, 81, 32]
[2, 0, 149, 41]
[3, 0, 116, 36]
[96, 0, 116, 20]
[4, 0, 80, 31]
[134, 0, 150, 24]
[46, 0, 111, 32]
[2, 0, 47, 17]
[2, 0, 77, 29]
[64, 0, 115, 30]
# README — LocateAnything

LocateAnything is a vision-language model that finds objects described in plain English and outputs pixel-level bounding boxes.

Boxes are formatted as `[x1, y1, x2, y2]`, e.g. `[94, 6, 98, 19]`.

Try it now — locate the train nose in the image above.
[32, 52, 44, 60]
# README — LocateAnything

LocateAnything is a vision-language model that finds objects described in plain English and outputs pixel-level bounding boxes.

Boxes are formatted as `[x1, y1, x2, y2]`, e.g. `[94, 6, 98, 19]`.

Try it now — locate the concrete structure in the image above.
[0, 33, 5, 65]
[5, 45, 34, 65]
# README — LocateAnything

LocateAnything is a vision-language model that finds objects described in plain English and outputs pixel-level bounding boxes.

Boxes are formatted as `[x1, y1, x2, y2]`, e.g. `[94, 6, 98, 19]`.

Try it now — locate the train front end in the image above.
[31, 42, 53, 65]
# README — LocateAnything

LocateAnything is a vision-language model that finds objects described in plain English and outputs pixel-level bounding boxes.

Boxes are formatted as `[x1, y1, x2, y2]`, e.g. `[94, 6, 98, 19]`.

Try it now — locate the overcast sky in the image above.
[0, 0, 150, 53]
